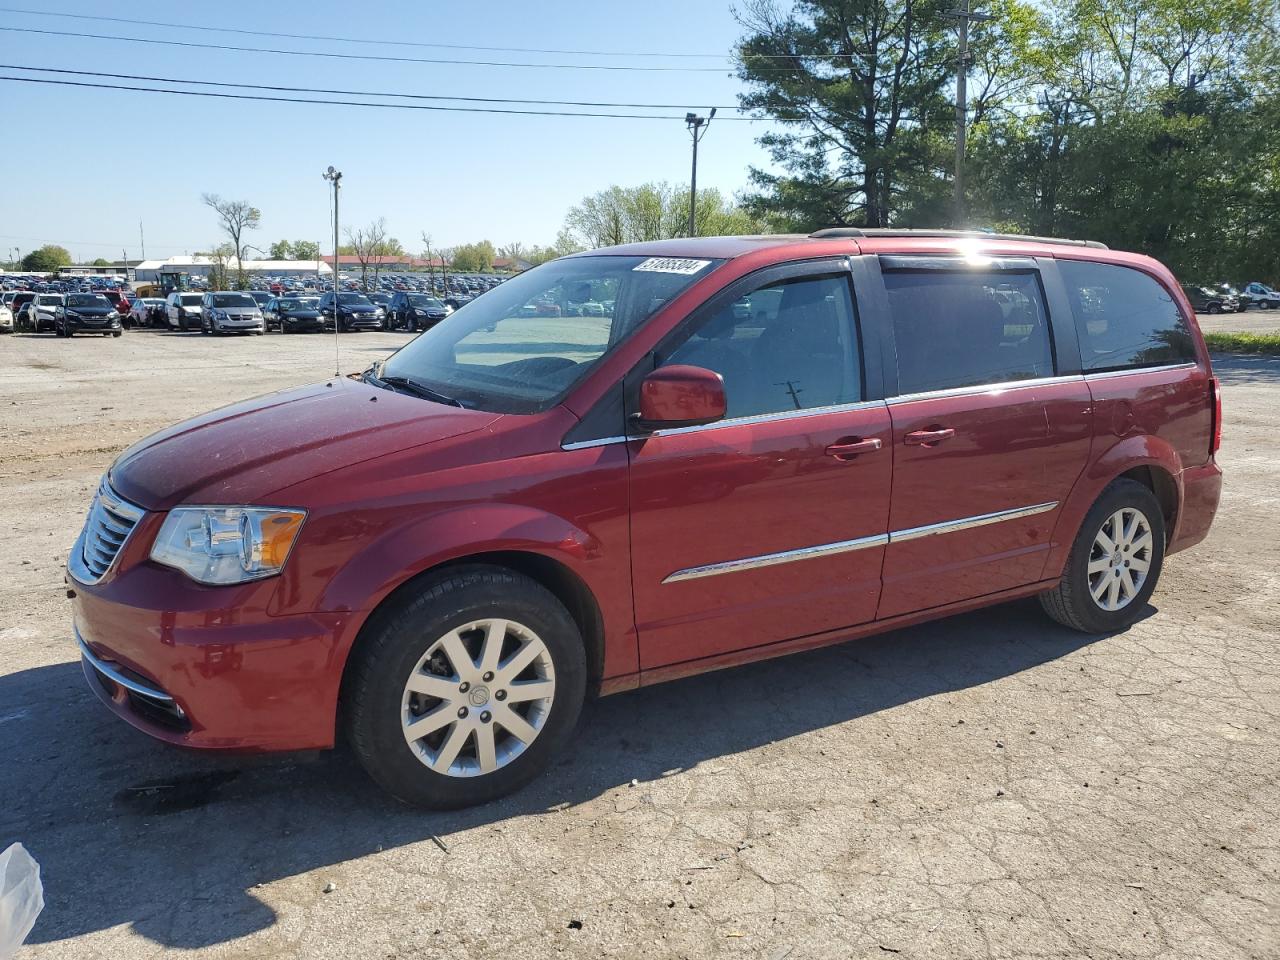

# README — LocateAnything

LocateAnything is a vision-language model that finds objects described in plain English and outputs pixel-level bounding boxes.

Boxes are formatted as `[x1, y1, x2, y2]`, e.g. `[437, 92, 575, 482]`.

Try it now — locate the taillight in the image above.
[1210, 375, 1222, 455]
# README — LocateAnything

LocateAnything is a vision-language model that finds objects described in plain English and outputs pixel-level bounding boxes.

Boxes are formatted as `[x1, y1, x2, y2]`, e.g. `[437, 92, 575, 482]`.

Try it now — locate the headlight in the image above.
[66, 310, 79, 318]
[151, 506, 306, 585]
[375, 307, 386, 317]
[415, 309, 426, 316]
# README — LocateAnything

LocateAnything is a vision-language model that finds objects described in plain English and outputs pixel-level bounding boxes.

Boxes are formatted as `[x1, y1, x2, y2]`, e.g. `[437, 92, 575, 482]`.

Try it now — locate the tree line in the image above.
[734, 0, 1280, 282]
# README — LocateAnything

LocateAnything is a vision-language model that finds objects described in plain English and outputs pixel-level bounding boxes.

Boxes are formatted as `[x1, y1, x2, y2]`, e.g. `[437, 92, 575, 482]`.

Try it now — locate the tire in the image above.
[345, 566, 587, 808]
[112, 331, 122, 338]
[1207, 304, 1221, 314]
[1039, 479, 1165, 634]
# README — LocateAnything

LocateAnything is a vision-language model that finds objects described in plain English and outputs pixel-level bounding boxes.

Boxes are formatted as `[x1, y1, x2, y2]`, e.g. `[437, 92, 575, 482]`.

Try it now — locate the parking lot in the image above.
[1, 329, 1277, 959]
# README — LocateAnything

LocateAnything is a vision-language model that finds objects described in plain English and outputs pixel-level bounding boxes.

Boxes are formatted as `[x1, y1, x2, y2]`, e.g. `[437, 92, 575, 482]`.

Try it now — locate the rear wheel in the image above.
[345, 567, 586, 808]
[1207, 303, 1221, 314]
[1039, 479, 1165, 633]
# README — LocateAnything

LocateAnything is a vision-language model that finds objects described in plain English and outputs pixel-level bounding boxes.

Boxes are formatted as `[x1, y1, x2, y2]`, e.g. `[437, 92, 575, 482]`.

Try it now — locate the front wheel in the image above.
[1039, 479, 1165, 633]
[345, 567, 587, 808]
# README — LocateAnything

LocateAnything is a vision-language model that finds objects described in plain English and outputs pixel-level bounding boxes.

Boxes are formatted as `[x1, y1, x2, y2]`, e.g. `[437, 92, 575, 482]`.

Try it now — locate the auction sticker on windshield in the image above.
[632, 257, 713, 275]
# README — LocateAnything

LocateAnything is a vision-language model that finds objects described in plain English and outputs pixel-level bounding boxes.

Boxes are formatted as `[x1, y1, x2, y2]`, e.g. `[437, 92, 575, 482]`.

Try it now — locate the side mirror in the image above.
[636, 364, 726, 430]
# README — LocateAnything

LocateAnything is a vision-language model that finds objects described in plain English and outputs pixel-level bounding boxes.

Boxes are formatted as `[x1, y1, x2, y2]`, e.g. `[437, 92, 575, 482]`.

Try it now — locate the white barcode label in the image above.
[632, 257, 712, 275]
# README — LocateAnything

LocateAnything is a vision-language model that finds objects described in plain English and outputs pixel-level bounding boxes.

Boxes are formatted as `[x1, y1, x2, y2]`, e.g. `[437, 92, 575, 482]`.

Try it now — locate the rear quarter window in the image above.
[1059, 260, 1196, 371]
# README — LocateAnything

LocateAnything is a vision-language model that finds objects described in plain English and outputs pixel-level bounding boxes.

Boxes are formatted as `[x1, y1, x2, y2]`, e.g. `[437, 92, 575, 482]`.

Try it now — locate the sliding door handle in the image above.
[904, 427, 955, 446]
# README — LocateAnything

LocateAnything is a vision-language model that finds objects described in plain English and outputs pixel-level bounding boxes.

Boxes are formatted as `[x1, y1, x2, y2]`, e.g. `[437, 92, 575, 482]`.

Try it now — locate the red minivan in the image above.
[67, 230, 1223, 807]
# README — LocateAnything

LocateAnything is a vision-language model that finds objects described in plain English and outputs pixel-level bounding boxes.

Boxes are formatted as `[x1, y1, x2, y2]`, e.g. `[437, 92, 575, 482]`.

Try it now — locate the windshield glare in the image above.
[408, 295, 442, 307]
[180, 294, 202, 305]
[338, 293, 372, 305]
[381, 254, 722, 413]
[213, 294, 256, 307]
[67, 294, 110, 307]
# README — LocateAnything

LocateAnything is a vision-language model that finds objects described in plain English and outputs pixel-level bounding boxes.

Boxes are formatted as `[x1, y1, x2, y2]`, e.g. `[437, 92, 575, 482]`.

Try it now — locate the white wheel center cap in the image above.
[468, 685, 490, 707]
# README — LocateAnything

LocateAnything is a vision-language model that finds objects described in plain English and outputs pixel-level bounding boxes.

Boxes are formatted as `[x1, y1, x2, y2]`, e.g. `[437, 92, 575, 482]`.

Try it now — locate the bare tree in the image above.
[201, 193, 261, 288]
[420, 232, 437, 293]
[364, 217, 389, 291]
[345, 225, 372, 290]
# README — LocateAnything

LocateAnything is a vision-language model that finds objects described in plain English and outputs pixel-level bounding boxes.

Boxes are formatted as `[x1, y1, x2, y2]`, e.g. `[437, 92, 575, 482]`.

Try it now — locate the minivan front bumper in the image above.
[71, 569, 357, 752]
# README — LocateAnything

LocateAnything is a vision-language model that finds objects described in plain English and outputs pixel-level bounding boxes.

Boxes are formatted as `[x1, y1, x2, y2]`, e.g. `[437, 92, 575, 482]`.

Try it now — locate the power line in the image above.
[0, 74, 758, 120]
[0, 25, 749, 72]
[0, 5, 739, 59]
[2, 63, 745, 112]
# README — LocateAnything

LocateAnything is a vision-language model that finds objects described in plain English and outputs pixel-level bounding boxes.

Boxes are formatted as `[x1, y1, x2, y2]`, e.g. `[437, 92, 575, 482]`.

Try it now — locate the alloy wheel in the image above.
[1087, 507, 1153, 611]
[401, 618, 556, 778]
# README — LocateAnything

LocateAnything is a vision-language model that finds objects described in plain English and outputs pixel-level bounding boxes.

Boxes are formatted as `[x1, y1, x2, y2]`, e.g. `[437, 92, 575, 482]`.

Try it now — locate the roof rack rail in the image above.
[808, 227, 1107, 249]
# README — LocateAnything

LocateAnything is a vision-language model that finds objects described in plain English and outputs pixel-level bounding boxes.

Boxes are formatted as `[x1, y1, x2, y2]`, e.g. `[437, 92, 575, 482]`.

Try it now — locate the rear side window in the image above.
[1059, 260, 1195, 371]
[884, 271, 1053, 394]
[662, 274, 861, 419]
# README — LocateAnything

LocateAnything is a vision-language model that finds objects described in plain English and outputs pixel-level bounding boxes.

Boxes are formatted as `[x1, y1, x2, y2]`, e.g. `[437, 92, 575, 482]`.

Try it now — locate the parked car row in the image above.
[1181, 281, 1280, 313]
[8, 292, 124, 336]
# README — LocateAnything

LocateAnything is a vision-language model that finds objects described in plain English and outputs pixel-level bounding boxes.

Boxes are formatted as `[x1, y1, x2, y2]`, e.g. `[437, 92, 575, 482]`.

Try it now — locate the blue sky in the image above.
[0, 1, 779, 262]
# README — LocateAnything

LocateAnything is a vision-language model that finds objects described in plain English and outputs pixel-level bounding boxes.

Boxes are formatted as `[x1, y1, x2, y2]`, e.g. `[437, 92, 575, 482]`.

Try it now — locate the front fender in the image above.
[1041, 433, 1184, 580]
[316, 502, 603, 615]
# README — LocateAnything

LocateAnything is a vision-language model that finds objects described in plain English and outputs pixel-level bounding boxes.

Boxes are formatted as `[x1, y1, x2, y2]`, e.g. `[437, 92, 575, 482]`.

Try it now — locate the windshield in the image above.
[180, 294, 202, 305]
[67, 294, 110, 307]
[380, 254, 722, 413]
[37, 295, 63, 305]
[338, 293, 373, 306]
[213, 294, 256, 308]
[279, 299, 318, 312]
[408, 295, 443, 308]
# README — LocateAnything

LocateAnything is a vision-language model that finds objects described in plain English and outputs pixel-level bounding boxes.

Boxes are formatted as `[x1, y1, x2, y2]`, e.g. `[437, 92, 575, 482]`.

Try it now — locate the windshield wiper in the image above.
[368, 370, 464, 407]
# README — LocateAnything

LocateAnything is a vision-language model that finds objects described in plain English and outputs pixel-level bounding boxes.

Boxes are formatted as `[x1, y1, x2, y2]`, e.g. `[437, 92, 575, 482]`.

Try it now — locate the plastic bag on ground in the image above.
[0, 843, 44, 960]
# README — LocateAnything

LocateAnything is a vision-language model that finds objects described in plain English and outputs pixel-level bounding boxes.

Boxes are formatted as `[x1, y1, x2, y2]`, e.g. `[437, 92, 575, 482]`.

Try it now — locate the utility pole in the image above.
[943, 2, 992, 226]
[139, 220, 146, 261]
[685, 108, 716, 237]
[323, 166, 343, 376]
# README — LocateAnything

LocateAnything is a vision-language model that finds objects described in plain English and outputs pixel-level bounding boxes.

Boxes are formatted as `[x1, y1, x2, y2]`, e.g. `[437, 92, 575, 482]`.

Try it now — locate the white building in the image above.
[131, 255, 332, 283]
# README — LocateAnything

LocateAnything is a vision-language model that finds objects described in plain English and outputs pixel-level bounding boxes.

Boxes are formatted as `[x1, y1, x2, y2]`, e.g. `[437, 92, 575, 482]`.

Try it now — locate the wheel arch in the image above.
[1043, 435, 1184, 580]
[335, 546, 609, 716]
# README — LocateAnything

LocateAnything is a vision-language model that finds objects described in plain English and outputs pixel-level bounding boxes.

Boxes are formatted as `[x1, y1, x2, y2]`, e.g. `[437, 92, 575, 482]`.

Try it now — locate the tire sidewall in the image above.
[1065, 481, 1166, 633]
[347, 569, 587, 808]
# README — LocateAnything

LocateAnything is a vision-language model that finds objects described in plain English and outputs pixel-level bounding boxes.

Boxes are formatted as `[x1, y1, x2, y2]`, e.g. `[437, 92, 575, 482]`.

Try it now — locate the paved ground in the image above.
[1197, 310, 1280, 335]
[1, 328, 1276, 960]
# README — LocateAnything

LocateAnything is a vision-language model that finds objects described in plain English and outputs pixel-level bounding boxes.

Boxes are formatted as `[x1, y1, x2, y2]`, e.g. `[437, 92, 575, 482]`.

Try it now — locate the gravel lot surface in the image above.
[1, 329, 1276, 960]
[1197, 310, 1280, 335]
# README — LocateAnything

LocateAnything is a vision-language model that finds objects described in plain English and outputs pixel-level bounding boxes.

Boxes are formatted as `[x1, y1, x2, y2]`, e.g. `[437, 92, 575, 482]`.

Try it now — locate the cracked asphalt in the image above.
[1, 329, 1276, 959]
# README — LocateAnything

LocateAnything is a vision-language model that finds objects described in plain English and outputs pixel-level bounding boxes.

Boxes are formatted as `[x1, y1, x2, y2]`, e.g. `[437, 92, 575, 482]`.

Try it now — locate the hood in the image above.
[67, 305, 114, 316]
[109, 377, 500, 511]
[282, 309, 322, 319]
[340, 304, 378, 313]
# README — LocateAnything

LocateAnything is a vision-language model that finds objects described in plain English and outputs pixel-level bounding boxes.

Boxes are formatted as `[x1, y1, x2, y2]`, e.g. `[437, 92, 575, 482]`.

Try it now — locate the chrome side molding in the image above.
[663, 500, 1059, 584]
[889, 501, 1058, 543]
[662, 533, 889, 584]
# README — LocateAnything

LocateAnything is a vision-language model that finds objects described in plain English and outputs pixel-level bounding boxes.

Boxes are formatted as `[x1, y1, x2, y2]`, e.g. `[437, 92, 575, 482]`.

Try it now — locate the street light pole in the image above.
[685, 108, 716, 237]
[323, 166, 343, 376]
[943, 2, 993, 227]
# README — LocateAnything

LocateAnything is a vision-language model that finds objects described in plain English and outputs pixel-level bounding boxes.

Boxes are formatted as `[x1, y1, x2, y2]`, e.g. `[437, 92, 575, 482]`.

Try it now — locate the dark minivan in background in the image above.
[68, 230, 1222, 808]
